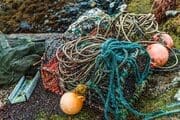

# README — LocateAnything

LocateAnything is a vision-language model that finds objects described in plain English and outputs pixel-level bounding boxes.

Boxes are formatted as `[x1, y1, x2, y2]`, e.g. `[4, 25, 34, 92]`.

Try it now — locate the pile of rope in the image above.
[56, 36, 151, 119]
[42, 36, 180, 119]
[41, 8, 180, 119]
[63, 11, 179, 71]
[56, 36, 103, 92]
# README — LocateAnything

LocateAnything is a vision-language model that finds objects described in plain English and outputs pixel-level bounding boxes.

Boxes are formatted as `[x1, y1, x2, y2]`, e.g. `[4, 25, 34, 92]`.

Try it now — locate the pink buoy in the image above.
[147, 43, 169, 68]
[152, 33, 174, 48]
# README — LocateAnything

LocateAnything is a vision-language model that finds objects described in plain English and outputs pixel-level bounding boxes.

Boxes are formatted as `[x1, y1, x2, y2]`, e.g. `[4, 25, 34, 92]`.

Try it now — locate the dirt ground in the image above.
[0, 80, 60, 120]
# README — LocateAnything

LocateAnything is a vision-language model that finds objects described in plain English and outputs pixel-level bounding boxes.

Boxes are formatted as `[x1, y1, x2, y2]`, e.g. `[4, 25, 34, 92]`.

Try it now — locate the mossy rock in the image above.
[161, 16, 180, 48]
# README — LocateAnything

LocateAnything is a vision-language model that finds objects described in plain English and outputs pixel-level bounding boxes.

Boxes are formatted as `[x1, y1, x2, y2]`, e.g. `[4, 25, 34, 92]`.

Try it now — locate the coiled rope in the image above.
[56, 36, 105, 91]
[95, 13, 159, 41]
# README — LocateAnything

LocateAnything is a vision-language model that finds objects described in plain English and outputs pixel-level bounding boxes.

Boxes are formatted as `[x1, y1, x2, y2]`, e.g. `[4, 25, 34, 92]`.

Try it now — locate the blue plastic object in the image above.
[8, 71, 40, 104]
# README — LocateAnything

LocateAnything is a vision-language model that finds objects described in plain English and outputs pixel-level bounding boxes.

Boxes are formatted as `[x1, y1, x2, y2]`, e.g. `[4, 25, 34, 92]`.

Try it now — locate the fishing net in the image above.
[42, 35, 151, 119]
[0, 34, 44, 86]
[41, 6, 179, 93]
[105, 13, 159, 41]
[41, 35, 64, 94]
[41, 8, 109, 94]
[64, 9, 179, 72]
[41, 9, 160, 94]
[64, 8, 111, 39]
[65, 9, 159, 41]
[41, 8, 180, 119]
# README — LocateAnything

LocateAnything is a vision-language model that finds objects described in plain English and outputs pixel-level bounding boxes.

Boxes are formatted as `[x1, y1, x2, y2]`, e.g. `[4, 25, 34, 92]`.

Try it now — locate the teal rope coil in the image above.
[87, 38, 151, 119]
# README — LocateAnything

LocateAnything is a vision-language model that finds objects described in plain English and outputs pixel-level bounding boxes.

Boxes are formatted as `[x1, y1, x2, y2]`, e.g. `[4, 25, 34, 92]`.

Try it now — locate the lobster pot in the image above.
[41, 36, 64, 94]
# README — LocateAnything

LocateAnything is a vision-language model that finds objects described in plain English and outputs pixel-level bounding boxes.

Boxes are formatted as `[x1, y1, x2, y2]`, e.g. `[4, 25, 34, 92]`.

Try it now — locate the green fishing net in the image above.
[0, 34, 44, 86]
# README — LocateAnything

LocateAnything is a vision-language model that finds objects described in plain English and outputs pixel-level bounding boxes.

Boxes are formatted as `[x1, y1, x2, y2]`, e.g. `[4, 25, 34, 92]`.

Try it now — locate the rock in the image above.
[171, 76, 180, 85]
[47, 28, 52, 32]
[19, 21, 32, 30]
[69, 7, 79, 15]
[0, 100, 4, 110]
[174, 89, 180, 101]
[79, 2, 89, 8]
[90, 1, 96, 8]
[0, 0, 126, 33]
[44, 19, 49, 24]
[0, 3, 9, 11]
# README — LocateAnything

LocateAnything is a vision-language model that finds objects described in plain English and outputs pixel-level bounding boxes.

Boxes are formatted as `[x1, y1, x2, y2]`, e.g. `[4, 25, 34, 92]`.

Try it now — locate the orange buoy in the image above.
[147, 43, 169, 68]
[60, 92, 85, 115]
[152, 33, 174, 48]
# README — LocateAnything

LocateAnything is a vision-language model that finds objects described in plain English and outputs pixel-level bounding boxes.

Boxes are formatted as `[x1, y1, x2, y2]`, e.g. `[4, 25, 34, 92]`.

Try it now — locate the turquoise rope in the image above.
[145, 109, 180, 120]
[87, 38, 180, 120]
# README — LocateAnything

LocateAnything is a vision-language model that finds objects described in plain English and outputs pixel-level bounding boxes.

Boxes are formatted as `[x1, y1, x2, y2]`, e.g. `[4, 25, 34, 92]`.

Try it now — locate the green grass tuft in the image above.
[127, 0, 152, 13]
[36, 109, 100, 120]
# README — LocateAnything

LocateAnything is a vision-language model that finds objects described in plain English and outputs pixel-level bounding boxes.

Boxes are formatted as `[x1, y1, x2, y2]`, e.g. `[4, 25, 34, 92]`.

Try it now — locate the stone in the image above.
[90, 1, 97, 8]
[44, 19, 49, 24]
[174, 89, 180, 101]
[69, 7, 79, 15]
[19, 21, 32, 30]
[79, 2, 89, 8]
[0, 100, 4, 110]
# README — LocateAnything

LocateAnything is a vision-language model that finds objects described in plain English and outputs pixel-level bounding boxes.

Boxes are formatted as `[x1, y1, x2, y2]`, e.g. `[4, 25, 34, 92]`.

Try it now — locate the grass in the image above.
[161, 16, 180, 48]
[36, 108, 100, 120]
[128, 0, 152, 13]
[139, 88, 178, 112]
